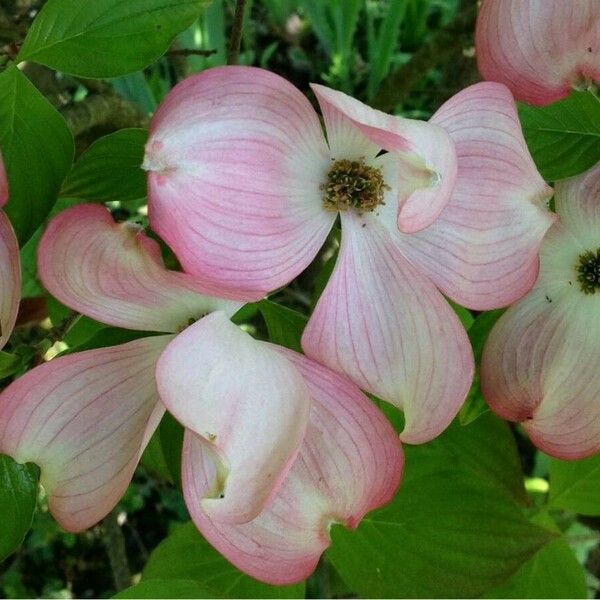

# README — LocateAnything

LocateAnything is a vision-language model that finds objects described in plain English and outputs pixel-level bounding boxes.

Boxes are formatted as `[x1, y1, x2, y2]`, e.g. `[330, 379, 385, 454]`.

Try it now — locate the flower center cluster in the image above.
[576, 248, 600, 294]
[321, 159, 389, 214]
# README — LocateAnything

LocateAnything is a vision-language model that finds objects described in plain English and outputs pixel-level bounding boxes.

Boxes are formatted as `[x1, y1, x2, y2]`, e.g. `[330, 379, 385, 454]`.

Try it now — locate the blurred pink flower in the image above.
[482, 163, 600, 460]
[144, 66, 554, 443]
[476, 0, 600, 105]
[0, 204, 401, 583]
[0, 151, 21, 355]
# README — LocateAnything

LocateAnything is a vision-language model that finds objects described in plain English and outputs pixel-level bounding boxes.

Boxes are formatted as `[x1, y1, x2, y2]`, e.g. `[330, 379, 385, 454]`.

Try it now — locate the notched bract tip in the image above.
[142, 140, 175, 176]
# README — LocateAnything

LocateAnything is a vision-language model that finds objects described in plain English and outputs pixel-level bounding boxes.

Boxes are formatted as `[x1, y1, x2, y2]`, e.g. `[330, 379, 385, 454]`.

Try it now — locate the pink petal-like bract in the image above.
[476, 0, 600, 105]
[0, 335, 173, 531]
[397, 82, 555, 310]
[38, 204, 241, 332]
[303, 212, 473, 443]
[482, 164, 600, 459]
[310, 83, 457, 233]
[553, 161, 600, 251]
[182, 348, 403, 584]
[155, 312, 311, 524]
[145, 66, 335, 300]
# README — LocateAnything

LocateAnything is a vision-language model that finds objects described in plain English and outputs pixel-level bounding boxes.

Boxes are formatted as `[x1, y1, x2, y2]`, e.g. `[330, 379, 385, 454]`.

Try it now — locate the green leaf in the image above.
[0, 351, 20, 378]
[230, 302, 260, 326]
[44, 295, 111, 350]
[17, 0, 208, 78]
[311, 227, 340, 308]
[258, 300, 308, 353]
[20, 231, 43, 299]
[114, 579, 215, 598]
[143, 522, 305, 598]
[141, 413, 184, 486]
[366, 0, 407, 100]
[299, 0, 361, 91]
[468, 309, 505, 361]
[519, 90, 600, 181]
[65, 327, 159, 354]
[416, 412, 529, 505]
[449, 299, 474, 329]
[327, 414, 549, 598]
[300, 0, 335, 54]
[61, 129, 148, 202]
[549, 454, 600, 515]
[0, 67, 74, 244]
[0, 455, 39, 561]
[311, 251, 337, 307]
[111, 72, 157, 113]
[458, 372, 489, 426]
[485, 512, 587, 599]
[63, 316, 107, 348]
[459, 309, 504, 426]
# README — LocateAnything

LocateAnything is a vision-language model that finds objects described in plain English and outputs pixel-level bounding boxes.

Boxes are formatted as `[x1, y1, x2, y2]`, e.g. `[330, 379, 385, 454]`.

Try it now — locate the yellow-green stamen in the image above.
[576, 248, 600, 294]
[321, 159, 389, 215]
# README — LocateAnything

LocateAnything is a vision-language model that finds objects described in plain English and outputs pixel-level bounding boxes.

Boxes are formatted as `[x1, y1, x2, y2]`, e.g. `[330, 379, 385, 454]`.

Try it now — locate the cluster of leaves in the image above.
[0, 0, 599, 598]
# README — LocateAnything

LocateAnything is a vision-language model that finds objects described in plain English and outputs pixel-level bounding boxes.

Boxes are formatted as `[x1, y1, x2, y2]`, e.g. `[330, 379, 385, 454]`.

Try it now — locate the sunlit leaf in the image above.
[259, 300, 307, 353]
[61, 129, 148, 202]
[327, 414, 548, 598]
[0, 456, 39, 562]
[141, 413, 184, 487]
[0, 67, 73, 244]
[549, 454, 600, 516]
[18, 0, 209, 77]
[485, 512, 587, 598]
[519, 90, 600, 181]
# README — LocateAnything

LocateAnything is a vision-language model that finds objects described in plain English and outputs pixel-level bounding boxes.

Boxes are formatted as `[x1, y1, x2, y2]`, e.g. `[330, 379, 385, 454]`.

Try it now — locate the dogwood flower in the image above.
[0, 152, 21, 355]
[476, 0, 600, 105]
[482, 163, 600, 460]
[0, 204, 402, 582]
[159, 318, 403, 583]
[144, 66, 554, 443]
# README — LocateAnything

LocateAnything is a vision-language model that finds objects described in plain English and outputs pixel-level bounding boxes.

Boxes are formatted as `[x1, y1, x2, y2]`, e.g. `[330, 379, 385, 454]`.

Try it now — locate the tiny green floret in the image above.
[576, 248, 600, 294]
[321, 159, 389, 214]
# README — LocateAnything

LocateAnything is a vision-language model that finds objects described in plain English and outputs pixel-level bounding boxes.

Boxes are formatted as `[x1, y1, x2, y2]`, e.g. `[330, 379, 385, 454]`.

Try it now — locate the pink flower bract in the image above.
[476, 0, 600, 105]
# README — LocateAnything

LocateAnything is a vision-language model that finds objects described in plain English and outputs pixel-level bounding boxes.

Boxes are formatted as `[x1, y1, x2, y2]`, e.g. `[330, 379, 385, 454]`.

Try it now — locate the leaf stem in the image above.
[101, 508, 132, 592]
[167, 48, 217, 57]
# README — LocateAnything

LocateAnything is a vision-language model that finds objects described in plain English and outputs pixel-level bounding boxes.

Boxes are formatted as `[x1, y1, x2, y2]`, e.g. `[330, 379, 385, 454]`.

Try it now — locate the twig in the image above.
[227, 0, 247, 65]
[124, 521, 150, 563]
[0, 25, 24, 44]
[0, 42, 19, 59]
[101, 509, 132, 592]
[167, 48, 217, 57]
[76, 77, 112, 95]
[60, 92, 148, 138]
